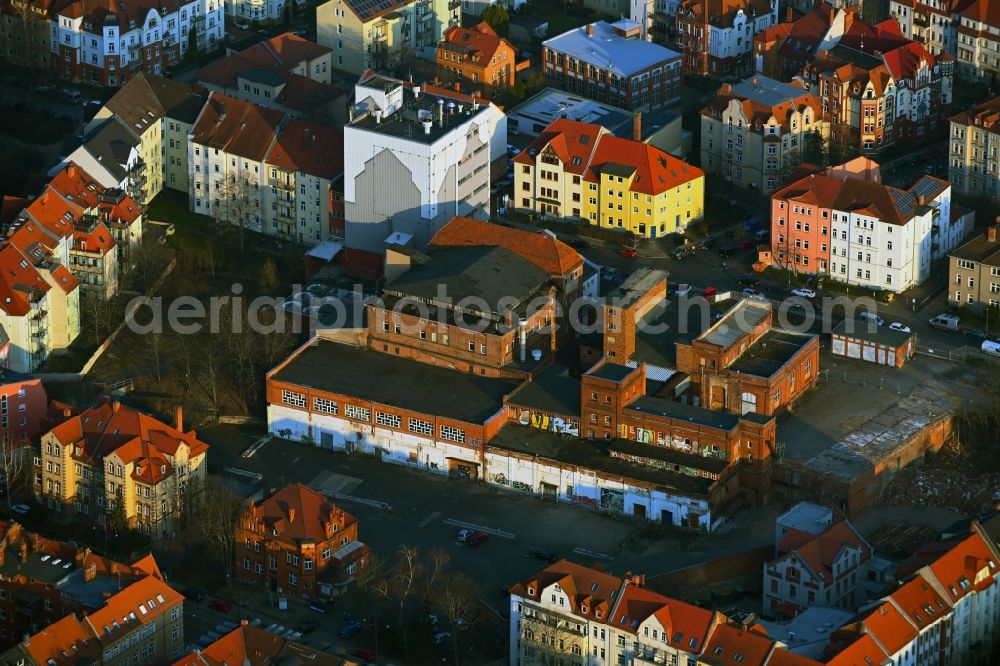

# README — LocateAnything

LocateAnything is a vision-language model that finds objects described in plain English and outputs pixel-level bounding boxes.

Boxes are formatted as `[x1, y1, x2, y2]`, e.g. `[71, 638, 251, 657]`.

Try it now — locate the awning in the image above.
[306, 237, 344, 261]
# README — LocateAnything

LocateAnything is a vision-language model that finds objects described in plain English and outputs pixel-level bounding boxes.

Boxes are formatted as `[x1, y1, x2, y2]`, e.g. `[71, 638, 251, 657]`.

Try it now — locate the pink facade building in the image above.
[0, 374, 48, 446]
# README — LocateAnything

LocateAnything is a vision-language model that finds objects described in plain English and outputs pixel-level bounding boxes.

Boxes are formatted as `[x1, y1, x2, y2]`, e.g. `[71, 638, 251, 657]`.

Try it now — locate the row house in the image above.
[225, 0, 301, 21]
[0, 0, 54, 70]
[36, 402, 209, 542]
[174, 624, 344, 665]
[236, 483, 367, 599]
[948, 220, 1000, 309]
[514, 118, 705, 239]
[542, 20, 682, 112]
[754, 4, 855, 81]
[316, 0, 454, 75]
[436, 22, 516, 90]
[763, 520, 874, 615]
[890, 0, 960, 56]
[51, 0, 224, 87]
[771, 156, 971, 292]
[677, 0, 778, 77]
[891, 0, 1000, 81]
[86, 72, 204, 205]
[700, 76, 827, 193]
[948, 95, 1000, 197]
[0, 555, 186, 664]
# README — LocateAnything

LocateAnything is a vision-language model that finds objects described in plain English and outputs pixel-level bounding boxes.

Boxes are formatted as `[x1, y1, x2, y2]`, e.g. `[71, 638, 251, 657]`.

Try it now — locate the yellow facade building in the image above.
[514, 118, 704, 238]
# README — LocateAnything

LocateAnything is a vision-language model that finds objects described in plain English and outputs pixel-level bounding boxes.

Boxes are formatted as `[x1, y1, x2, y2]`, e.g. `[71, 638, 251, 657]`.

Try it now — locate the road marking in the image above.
[318, 488, 391, 511]
[418, 511, 441, 528]
[572, 547, 614, 561]
[241, 434, 272, 458]
[443, 518, 515, 539]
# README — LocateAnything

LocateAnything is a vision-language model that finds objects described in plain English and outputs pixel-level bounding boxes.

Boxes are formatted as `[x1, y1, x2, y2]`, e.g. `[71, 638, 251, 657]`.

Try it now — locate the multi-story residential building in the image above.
[0, 554, 185, 664]
[543, 19, 682, 112]
[87, 73, 202, 205]
[36, 402, 208, 542]
[236, 483, 367, 599]
[0, 374, 47, 447]
[263, 120, 342, 243]
[953, 0, 1000, 80]
[164, 94, 208, 195]
[772, 156, 972, 291]
[948, 221, 1000, 309]
[316, 0, 454, 75]
[0, 0, 54, 71]
[754, 3, 862, 81]
[174, 623, 343, 665]
[196, 33, 345, 122]
[700, 76, 827, 193]
[676, 0, 777, 77]
[437, 22, 516, 90]
[949, 96, 1000, 197]
[50, 0, 223, 87]
[69, 218, 117, 298]
[61, 116, 142, 200]
[514, 118, 705, 238]
[225, 0, 296, 21]
[187, 92, 283, 230]
[341, 74, 500, 277]
[890, 0, 958, 56]
[763, 520, 873, 615]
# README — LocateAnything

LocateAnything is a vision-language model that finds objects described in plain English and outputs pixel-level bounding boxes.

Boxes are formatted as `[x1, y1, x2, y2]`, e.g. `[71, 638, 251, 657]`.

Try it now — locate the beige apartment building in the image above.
[0, 0, 53, 70]
[37, 403, 209, 542]
[949, 221, 1000, 310]
[316, 0, 455, 75]
[949, 97, 1000, 198]
[700, 76, 827, 193]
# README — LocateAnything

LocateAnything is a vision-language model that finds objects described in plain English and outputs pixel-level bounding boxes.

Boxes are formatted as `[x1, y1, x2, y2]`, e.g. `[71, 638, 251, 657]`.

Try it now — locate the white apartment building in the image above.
[342, 74, 503, 275]
[226, 0, 298, 21]
[949, 97, 1000, 198]
[52, 0, 224, 87]
[890, 0, 957, 57]
[677, 0, 777, 77]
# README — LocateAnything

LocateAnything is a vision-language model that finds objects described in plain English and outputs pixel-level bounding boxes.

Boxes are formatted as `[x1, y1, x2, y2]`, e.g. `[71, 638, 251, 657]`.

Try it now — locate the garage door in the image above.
[863, 344, 876, 362]
[847, 341, 861, 358]
[832, 337, 845, 355]
[877, 348, 886, 365]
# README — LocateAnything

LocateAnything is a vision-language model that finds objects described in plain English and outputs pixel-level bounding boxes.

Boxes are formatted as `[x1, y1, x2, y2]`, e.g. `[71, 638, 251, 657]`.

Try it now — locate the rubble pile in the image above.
[883, 439, 1000, 515]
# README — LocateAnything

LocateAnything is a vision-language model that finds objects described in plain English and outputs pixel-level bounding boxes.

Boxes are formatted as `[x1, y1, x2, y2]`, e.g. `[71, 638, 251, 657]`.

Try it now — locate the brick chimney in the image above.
[289, 508, 296, 523]
[586, 23, 593, 36]
[175, 406, 183, 432]
[83, 563, 97, 583]
[786, 6, 793, 21]
[989, 219, 1000, 242]
[720, 83, 732, 94]
[633, 112, 642, 141]
[112, 401, 121, 413]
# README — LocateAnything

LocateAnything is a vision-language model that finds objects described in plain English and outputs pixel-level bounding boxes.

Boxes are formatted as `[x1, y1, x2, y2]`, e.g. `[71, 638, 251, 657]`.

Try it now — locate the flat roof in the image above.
[626, 395, 742, 431]
[349, 85, 491, 144]
[776, 501, 834, 534]
[488, 425, 714, 495]
[758, 607, 855, 659]
[608, 438, 728, 474]
[698, 300, 771, 348]
[543, 21, 680, 77]
[832, 319, 913, 348]
[0, 550, 74, 585]
[608, 267, 668, 310]
[587, 362, 637, 382]
[507, 365, 581, 416]
[726, 329, 816, 378]
[730, 75, 814, 108]
[272, 339, 517, 423]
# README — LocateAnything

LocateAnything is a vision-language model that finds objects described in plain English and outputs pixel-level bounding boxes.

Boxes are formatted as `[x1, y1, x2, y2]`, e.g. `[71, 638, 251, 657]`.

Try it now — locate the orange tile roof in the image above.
[0, 243, 52, 316]
[862, 601, 917, 655]
[776, 520, 871, 582]
[926, 532, 998, 602]
[825, 633, 890, 666]
[509, 560, 624, 623]
[513, 118, 606, 174]
[72, 221, 117, 256]
[251, 483, 356, 544]
[260, 32, 331, 64]
[24, 613, 99, 666]
[887, 574, 950, 632]
[701, 621, 776, 666]
[265, 120, 343, 180]
[584, 134, 703, 195]
[191, 93, 284, 162]
[86, 573, 181, 645]
[613, 583, 715, 652]
[881, 41, 935, 82]
[440, 22, 513, 68]
[429, 216, 583, 276]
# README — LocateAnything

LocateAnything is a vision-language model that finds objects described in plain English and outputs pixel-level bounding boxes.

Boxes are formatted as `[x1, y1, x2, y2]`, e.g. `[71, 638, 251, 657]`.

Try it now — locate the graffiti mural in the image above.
[600, 488, 624, 512]
[573, 495, 598, 508]
[491, 473, 533, 493]
[517, 410, 579, 436]
[636, 428, 654, 444]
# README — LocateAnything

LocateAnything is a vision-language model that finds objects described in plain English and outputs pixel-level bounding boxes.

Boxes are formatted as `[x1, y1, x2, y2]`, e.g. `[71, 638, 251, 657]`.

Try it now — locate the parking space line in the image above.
[443, 518, 515, 539]
[418, 510, 441, 528]
[318, 489, 391, 511]
[572, 547, 615, 561]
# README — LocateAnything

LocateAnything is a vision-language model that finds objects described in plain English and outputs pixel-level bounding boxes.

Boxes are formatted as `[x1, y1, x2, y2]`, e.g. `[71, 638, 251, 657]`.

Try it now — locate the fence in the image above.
[915, 344, 972, 363]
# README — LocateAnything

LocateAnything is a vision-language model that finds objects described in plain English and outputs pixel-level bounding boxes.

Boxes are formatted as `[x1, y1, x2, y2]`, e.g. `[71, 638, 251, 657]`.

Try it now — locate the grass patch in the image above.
[0, 107, 75, 144]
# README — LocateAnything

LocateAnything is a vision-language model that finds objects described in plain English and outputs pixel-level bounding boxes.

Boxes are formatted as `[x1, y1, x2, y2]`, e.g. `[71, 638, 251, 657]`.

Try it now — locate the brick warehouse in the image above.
[266, 221, 815, 529]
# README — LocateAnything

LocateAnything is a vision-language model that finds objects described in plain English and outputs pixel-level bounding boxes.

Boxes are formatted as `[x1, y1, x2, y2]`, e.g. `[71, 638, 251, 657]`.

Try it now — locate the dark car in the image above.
[670, 245, 696, 260]
[736, 276, 761, 288]
[296, 619, 320, 634]
[717, 246, 737, 258]
[350, 648, 377, 663]
[468, 532, 489, 547]
[570, 239, 591, 250]
[182, 587, 205, 602]
[340, 621, 364, 639]
[530, 548, 559, 563]
[208, 599, 232, 614]
[962, 328, 988, 341]
[700, 237, 718, 250]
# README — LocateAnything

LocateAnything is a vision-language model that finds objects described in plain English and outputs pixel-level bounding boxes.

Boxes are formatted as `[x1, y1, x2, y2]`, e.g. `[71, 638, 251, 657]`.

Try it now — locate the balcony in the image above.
[522, 612, 587, 637]
[449, 0, 461, 9]
[633, 649, 670, 666]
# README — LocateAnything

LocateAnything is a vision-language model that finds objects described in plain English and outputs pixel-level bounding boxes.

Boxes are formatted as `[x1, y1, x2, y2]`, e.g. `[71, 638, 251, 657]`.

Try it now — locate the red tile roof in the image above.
[191, 93, 284, 162]
[584, 135, 703, 195]
[509, 560, 624, 623]
[776, 520, 871, 582]
[862, 602, 918, 655]
[881, 41, 935, 82]
[612, 583, 716, 652]
[429, 216, 583, 277]
[265, 120, 343, 180]
[825, 632, 890, 666]
[887, 574, 950, 632]
[440, 22, 513, 68]
[251, 483, 356, 544]
[701, 621, 776, 666]
[926, 532, 998, 602]
[0, 243, 52, 316]
[513, 118, 605, 174]
[72, 221, 117, 256]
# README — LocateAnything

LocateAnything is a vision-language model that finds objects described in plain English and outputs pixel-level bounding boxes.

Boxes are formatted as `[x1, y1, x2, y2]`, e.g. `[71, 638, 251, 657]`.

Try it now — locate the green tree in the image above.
[111, 485, 128, 535]
[803, 129, 825, 166]
[481, 4, 510, 35]
[186, 28, 198, 63]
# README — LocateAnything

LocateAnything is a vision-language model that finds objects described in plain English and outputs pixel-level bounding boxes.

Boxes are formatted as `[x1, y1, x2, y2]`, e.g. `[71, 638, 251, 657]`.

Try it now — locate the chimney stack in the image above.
[112, 401, 121, 413]
[989, 219, 1000, 242]
[586, 23, 593, 36]
[720, 83, 732, 94]
[633, 112, 642, 141]
[83, 563, 97, 583]
[289, 508, 296, 523]
[786, 6, 793, 21]
[175, 406, 183, 432]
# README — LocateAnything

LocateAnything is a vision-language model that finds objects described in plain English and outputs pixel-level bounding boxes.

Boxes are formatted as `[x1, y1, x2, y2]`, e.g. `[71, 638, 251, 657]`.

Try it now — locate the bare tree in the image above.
[0, 436, 28, 513]
[435, 572, 481, 666]
[196, 478, 246, 586]
[213, 173, 258, 255]
[422, 548, 451, 608]
[391, 545, 423, 663]
[121, 236, 172, 295]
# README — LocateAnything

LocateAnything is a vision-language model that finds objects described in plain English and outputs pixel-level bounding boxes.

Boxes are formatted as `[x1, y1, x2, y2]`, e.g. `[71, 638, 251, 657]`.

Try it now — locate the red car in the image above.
[350, 647, 377, 663]
[702, 286, 717, 298]
[467, 532, 489, 547]
[208, 599, 232, 614]
[737, 240, 755, 250]
[618, 247, 638, 258]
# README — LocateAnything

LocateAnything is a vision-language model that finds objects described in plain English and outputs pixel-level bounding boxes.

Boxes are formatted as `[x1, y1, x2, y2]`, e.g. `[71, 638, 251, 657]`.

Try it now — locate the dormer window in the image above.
[581, 605, 588, 613]
[527, 586, 535, 595]
[595, 610, 602, 619]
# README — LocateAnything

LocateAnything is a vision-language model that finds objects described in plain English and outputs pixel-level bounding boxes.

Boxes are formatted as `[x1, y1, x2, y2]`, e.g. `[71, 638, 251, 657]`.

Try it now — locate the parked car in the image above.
[296, 620, 320, 634]
[308, 600, 331, 614]
[675, 284, 692, 297]
[670, 244, 695, 259]
[182, 587, 205, 602]
[11, 504, 30, 516]
[601, 268, 620, 282]
[737, 239, 755, 250]
[569, 239, 590, 250]
[791, 287, 816, 299]
[736, 276, 760, 288]
[618, 247, 638, 258]
[456, 528, 472, 543]
[742, 288, 765, 300]
[433, 632, 452, 645]
[962, 328, 988, 341]
[717, 246, 737, 258]
[983, 339, 1000, 356]
[928, 314, 960, 331]
[467, 532, 489, 547]
[859, 311, 885, 327]
[888, 322, 911, 333]
[529, 548, 559, 563]
[350, 647, 377, 663]
[339, 621, 364, 639]
[208, 599, 232, 614]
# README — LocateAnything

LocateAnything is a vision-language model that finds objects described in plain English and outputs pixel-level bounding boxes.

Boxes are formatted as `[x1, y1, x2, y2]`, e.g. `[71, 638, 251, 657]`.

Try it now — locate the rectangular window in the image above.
[344, 405, 370, 421]
[281, 390, 306, 408]
[376, 412, 401, 428]
[440, 425, 465, 443]
[312, 397, 338, 415]
[408, 418, 433, 435]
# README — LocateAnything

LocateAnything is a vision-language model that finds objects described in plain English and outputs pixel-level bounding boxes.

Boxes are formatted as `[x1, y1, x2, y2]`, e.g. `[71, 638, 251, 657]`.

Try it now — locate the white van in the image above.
[858, 311, 885, 327]
[982, 340, 1000, 356]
